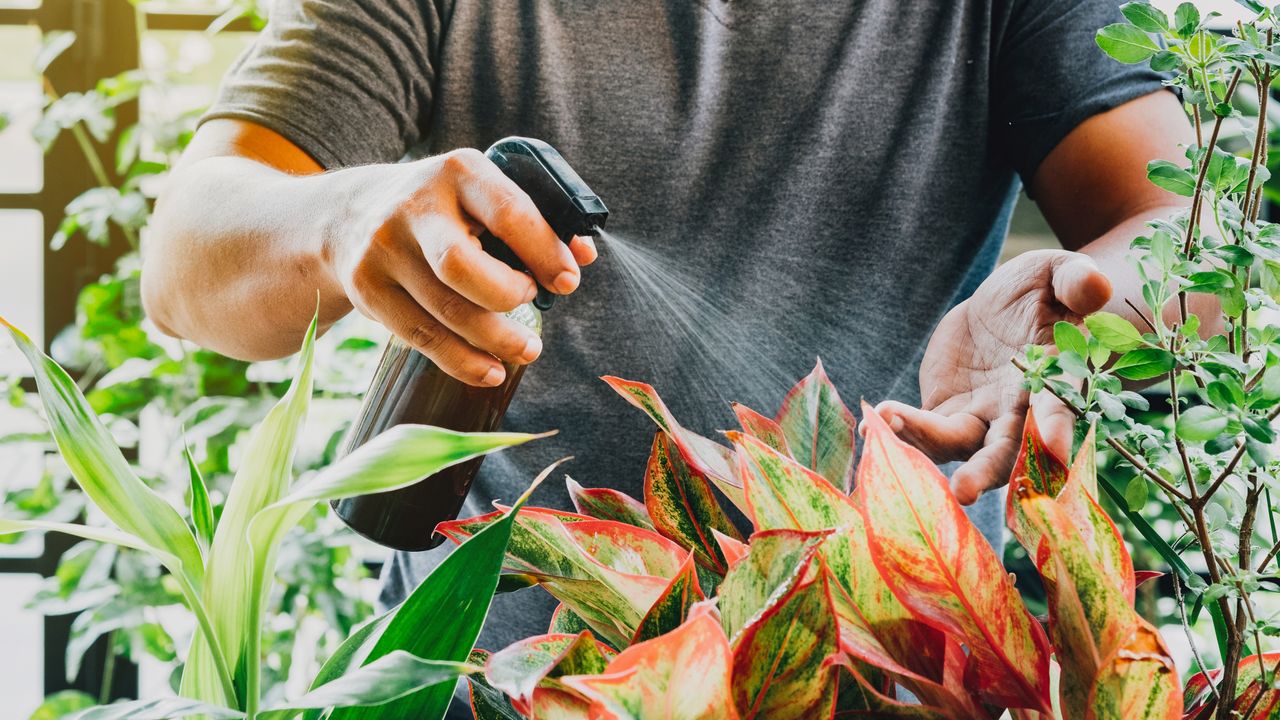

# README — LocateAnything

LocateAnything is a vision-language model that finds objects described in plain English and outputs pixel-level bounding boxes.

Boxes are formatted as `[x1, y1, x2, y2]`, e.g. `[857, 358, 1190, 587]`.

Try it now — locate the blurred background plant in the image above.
[0, 1, 389, 715]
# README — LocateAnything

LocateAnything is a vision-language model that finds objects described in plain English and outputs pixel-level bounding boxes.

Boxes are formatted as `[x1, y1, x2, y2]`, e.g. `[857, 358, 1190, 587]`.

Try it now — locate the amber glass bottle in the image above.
[330, 137, 606, 551]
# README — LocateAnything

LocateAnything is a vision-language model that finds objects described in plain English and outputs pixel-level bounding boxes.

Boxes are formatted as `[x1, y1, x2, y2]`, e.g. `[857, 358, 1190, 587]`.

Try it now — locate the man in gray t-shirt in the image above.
[143, 0, 1194, 712]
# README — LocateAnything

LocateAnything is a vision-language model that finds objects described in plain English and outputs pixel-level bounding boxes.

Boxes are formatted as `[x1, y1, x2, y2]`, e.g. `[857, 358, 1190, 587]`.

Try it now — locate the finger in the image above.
[951, 412, 1024, 505]
[367, 283, 506, 387]
[1051, 254, 1112, 316]
[872, 401, 987, 463]
[569, 235, 598, 266]
[393, 259, 542, 365]
[1031, 392, 1075, 461]
[442, 149, 581, 295]
[414, 216, 538, 312]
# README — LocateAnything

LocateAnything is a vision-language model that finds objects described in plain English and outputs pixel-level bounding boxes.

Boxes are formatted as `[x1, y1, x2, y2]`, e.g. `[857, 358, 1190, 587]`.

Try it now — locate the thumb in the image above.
[1051, 255, 1112, 316]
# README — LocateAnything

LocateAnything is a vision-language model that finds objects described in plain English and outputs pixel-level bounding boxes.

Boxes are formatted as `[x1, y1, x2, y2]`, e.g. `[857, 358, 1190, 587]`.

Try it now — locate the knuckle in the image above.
[441, 148, 484, 176]
[490, 194, 539, 236]
[435, 291, 472, 325]
[408, 320, 449, 355]
[433, 241, 469, 285]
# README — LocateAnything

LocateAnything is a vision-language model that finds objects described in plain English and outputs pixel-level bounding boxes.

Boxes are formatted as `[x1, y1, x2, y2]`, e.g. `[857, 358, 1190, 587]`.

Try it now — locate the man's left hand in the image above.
[874, 249, 1112, 504]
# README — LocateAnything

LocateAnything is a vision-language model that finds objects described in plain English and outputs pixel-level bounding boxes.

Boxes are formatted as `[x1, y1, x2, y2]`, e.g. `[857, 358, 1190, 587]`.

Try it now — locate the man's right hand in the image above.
[327, 148, 597, 387]
[144, 120, 596, 382]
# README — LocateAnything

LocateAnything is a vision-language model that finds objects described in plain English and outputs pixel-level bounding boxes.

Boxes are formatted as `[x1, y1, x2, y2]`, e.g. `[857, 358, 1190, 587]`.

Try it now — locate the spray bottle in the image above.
[331, 138, 608, 551]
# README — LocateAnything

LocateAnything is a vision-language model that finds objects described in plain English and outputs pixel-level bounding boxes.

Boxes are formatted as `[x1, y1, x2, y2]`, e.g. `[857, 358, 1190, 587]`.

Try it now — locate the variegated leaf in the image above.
[1006, 411, 1070, 554]
[828, 653, 957, 719]
[856, 404, 1052, 713]
[717, 529, 825, 641]
[550, 604, 594, 637]
[731, 571, 839, 720]
[732, 403, 794, 457]
[1019, 490, 1143, 718]
[1182, 653, 1278, 719]
[439, 508, 676, 647]
[713, 529, 749, 569]
[1089, 619, 1180, 720]
[567, 476, 655, 531]
[774, 360, 857, 492]
[602, 376, 746, 512]
[485, 631, 612, 710]
[1053, 426, 1135, 604]
[632, 552, 704, 643]
[563, 603, 737, 720]
[645, 431, 744, 573]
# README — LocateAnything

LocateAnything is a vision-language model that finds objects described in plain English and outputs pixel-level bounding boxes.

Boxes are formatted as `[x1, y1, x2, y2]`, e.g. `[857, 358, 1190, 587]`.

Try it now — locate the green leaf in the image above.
[328, 468, 553, 720]
[774, 360, 858, 492]
[1177, 405, 1229, 442]
[259, 652, 474, 719]
[185, 443, 215, 552]
[300, 614, 393, 720]
[35, 30, 76, 74]
[1146, 160, 1196, 196]
[1084, 312, 1145, 352]
[1111, 348, 1176, 380]
[1150, 49, 1180, 71]
[30, 690, 97, 720]
[1124, 476, 1149, 512]
[643, 431, 743, 573]
[0, 317, 204, 584]
[1053, 321, 1089, 358]
[1120, 2, 1169, 33]
[1174, 1, 1200, 36]
[66, 698, 243, 720]
[1096, 23, 1161, 63]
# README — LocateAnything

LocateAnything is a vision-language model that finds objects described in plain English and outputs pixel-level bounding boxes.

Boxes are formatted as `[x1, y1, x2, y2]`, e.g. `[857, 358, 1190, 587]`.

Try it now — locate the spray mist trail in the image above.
[596, 230, 798, 407]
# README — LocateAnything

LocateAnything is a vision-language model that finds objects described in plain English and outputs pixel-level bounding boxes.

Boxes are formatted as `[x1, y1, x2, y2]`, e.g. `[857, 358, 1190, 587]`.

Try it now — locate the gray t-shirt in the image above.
[205, 0, 1163, 691]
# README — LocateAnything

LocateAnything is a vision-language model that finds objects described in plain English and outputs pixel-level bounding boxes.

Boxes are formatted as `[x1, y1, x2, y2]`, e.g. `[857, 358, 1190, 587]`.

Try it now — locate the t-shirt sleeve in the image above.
[991, 0, 1172, 183]
[202, 0, 441, 169]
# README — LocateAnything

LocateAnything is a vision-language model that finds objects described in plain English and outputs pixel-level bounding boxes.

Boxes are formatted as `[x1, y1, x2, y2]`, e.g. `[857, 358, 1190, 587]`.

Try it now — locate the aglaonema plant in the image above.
[441, 362, 1179, 719]
[0, 310, 551, 720]
[1013, 2, 1280, 718]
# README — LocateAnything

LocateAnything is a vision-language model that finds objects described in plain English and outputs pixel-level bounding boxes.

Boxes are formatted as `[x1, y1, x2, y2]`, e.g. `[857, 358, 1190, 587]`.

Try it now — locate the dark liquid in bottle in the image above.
[331, 341, 528, 551]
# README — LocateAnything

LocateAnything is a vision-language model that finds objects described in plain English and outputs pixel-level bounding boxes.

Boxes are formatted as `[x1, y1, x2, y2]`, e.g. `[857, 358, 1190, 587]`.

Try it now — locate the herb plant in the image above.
[1015, 3, 1280, 717]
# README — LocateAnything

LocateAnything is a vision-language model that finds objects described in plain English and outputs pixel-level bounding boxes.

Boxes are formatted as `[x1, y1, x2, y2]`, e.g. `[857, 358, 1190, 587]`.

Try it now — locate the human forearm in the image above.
[143, 155, 358, 360]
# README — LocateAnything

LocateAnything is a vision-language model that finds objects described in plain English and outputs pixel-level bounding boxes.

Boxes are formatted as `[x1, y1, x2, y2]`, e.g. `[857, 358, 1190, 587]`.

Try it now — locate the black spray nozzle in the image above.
[479, 137, 609, 310]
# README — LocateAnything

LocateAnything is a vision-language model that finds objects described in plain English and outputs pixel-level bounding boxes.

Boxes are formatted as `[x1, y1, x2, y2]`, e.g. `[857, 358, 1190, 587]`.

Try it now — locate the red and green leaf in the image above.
[563, 602, 738, 720]
[774, 360, 857, 492]
[1053, 426, 1135, 604]
[717, 529, 826, 641]
[632, 552, 705, 643]
[1184, 653, 1280, 719]
[730, 572, 840, 720]
[855, 403, 1052, 713]
[1089, 619, 1180, 720]
[602, 376, 745, 511]
[567, 476, 655, 531]
[827, 653, 959, 719]
[733, 402, 794, 457]
[645, 431, 744, 574]
[1006, 411, 1070, 554]
[714, 529, 749, 569]
[485, 631, 613, 710]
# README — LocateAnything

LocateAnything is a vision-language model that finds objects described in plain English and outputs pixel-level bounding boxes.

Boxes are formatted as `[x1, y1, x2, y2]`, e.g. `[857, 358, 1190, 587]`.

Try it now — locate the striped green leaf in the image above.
[774, 360, 857, 492]
[717, 528, 824, 642]
[631, 552, 704, 643]
[258, 652, 474, 720]
[66, 698, 243, 720]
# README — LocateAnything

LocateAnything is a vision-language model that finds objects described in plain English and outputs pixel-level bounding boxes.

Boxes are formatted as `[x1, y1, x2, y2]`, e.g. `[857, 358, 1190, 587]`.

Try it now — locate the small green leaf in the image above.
[1085, 312, 1145, 352]
[1174, 2, 1200, 37]
[29, 690, 96, 720]
[1124, 476, 1149, 512]
[1150, 50, 1180, 71]
[1111, 348, 1176, 380]
[66, 698, 243, 720]
[1053, 321, 1089, 358]
[1146, 160, 1196, 196]
[1096, 23, 1161, 63]
[1177, 405, 1229, 442]
[1121, 2, 1169, 33]
[35, 30, 76, 74]
[184, 443, 215, 552]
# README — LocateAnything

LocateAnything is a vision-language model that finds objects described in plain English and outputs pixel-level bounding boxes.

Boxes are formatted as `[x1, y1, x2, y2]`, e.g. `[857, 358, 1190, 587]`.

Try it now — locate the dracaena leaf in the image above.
[602, 376, 746, 512]
[856, 404, 1052, 713]
[632, 553, 705, 643]
[562, 603, 737, 720]
[645, 431, 744, 573]
[774, 359, 857, 492]
[328, 466, 556, 720]
[731, 402, 794, 457]
[66, 698, 243, 720]
[485, 631, 612, 709]
[257, 652, 475, 719]
[730, 572, 839, 720]
[566, 477, 654, 530]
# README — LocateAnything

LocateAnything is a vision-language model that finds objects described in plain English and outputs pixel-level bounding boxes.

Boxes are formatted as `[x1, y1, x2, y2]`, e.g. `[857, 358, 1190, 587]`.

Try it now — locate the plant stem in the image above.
[173, 573, 239, 709]
[1173, 572, 1220, 704]
[99, 630, 117, 705]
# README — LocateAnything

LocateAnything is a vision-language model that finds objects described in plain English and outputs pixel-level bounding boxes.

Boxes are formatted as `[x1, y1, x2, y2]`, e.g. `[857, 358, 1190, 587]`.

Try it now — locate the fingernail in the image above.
[521, 335, 543, 362]
[553, 271, 579, 294]
[888, 415, 904, 433]
[580, 236, 597, 254]
[482, 366, 504, 386]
